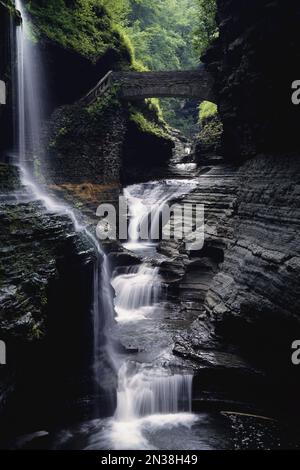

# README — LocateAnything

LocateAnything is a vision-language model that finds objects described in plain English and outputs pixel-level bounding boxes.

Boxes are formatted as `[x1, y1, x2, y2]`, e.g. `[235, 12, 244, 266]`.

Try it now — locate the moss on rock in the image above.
[24, 0, 131, 64]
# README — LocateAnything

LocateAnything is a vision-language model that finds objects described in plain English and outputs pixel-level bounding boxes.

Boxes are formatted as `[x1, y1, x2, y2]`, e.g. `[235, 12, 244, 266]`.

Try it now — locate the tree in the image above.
[194, 0, 218, 57]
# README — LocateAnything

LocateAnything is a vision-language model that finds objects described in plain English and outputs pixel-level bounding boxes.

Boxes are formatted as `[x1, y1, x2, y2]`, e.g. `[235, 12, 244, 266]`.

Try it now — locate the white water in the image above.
[113, 179, 197, 324]
[15, 0, 43, 170]
[111, 265, 162, 322]
[116, 364, 193, 420]
[14, 0, 115, 393]
[110, 178, 198, 449]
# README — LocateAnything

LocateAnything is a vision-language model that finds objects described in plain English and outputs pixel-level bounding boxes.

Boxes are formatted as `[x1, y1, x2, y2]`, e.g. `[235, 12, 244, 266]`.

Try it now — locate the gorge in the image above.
[0, 0, 300, 452]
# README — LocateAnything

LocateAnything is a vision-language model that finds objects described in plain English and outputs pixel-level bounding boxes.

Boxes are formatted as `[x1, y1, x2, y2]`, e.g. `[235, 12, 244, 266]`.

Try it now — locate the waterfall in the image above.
[109, 179, 195, 450]
[14, 0, 115, 405]
[15, 0, 43, 172]
[116, 364, 193, 421]
[111, 264, 162, 322]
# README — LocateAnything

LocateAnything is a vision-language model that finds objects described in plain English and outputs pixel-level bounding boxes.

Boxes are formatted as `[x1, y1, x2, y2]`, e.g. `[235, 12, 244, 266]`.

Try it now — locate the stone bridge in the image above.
[81, 65, 215, 105]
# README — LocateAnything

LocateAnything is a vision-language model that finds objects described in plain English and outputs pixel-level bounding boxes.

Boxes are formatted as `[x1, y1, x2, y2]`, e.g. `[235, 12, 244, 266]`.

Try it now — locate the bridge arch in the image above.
[81, 66, 215, 105]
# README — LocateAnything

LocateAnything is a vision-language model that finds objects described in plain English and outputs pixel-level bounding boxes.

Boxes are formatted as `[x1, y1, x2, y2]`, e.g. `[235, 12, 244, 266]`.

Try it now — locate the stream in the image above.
[8, 0, 291, 451]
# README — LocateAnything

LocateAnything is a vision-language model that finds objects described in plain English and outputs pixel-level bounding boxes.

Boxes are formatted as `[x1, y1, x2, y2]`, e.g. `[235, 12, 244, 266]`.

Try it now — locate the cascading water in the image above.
[14, 0, 115, 407]
[116, 364, 193, 420]
[108, 179, 198, 449]
[15, 0, 43, 172]
[15, 0, 196, 449]
[111, 264, 162, 322]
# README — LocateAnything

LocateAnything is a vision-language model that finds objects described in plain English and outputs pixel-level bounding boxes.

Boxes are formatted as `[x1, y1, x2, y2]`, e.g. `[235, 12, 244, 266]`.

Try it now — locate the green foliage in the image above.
[197, 99, 222, 155]
[120, 0, 201, 136]
[86, 84, 121, 117]
[25, 0, 131, 62]
[160, 98, 199, 138]
[102, 0, 130, 25]
[130, 110, 170, 140]
[125, 0, 199, 71]
[145, 98, 164, 124]
[194, 0, 218, 57]
[23, 0, 219, 137]
[199, 100, 218, 126]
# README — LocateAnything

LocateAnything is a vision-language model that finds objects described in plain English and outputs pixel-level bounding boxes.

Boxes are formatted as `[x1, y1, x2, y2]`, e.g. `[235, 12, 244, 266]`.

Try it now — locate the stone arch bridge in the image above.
[81, 65, 215, 105]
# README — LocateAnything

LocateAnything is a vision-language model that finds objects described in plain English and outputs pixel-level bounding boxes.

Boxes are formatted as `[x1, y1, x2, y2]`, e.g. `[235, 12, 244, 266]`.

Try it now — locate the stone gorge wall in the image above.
[174, 0, 300, 419]
[204, 0, 300, 160]
[45, 101, 126, 186]
[0, 164, 116, 440]
[174, 155, 300, 416]
[0, 2, 19, 160]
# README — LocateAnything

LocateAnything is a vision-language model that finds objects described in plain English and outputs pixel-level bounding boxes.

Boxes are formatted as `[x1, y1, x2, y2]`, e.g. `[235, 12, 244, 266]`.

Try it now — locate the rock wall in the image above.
[45, 98, 126, 186]
[0, 2, 19, 160]
[194, 115, 223, 160]
[45, 94, 174, 189]
[0, 164, 116, 441]
[174, 156, 300, 416]
[174, 0, 300, 419]
[204, 0, 300, 160]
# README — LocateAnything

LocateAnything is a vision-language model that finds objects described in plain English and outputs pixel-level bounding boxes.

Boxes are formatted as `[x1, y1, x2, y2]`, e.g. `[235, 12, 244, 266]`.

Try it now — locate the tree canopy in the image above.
[124, 0, 199, 71]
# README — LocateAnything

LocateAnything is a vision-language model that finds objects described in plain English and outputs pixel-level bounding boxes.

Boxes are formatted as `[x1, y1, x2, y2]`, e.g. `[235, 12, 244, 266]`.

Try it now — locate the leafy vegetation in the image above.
[194, 0, 218, 57]
[124, 0, 199, 71]
[120, 0, 200, 135]
[197, 100, 222, 156]
[129, 109, 170, 140]
[199, 100, 218, 126]
[25, 0, 132, 63]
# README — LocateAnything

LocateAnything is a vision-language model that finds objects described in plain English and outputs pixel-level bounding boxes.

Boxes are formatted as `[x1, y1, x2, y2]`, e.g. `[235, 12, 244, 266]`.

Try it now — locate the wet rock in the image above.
[0, 164, 116, 439]
[173, 154, 300, 418]
[108, 250, 141, 270]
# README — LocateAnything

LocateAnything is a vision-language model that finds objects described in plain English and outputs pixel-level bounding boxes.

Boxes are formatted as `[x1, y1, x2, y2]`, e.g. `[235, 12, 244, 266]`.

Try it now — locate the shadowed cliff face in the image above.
[0, 3, 18, 159]
[0, 165, 116, 441]
[203, 0, 300, 160]
[173, 0, 300, 420]
[173, 155, 300, 415]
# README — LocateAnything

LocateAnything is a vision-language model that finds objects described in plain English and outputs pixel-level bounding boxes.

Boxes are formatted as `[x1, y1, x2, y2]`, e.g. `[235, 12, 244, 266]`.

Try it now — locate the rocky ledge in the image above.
[172, 154, 300, 420]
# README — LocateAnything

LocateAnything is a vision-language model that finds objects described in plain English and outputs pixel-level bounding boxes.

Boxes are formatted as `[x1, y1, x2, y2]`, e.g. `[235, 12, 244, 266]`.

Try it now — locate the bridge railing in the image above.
[80, 70, 113, 105]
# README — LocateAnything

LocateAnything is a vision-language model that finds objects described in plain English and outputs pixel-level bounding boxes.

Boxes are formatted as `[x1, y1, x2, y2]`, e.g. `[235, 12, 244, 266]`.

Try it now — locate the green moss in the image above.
[199, 101, 218, 126]
[129, 110, 170, 140]
[86, 84, 121, 117]
[131, 59, 148, 72]
[145, 98, 165, 124]
[24, 0, 131, 63]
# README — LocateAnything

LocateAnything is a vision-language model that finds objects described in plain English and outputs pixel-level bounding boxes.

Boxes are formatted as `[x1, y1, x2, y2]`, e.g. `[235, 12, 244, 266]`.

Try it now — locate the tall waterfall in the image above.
[14, 0, 115, 405]
[15, 0, 43, 172]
